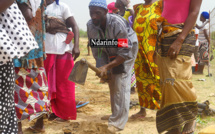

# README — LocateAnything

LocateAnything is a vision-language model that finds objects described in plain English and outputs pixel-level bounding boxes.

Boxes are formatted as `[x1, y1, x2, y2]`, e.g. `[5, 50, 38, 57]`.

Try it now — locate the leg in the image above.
[18, 122, 23, 134]
[182, 120, 196, 134]
[166, 127, 181, 134]
[130, 107, 146, 119]
[30, 117, 44, 131]
[48, 113, 58, 121]
[0, 62, 18, 133]
[53, 53, 76, 120]
[108, 59, 133, 130]
[108, 73, 131, 130]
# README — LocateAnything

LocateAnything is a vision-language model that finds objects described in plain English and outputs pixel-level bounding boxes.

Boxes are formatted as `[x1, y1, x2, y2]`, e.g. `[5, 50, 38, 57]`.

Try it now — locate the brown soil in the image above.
[21, 38, 215, 134]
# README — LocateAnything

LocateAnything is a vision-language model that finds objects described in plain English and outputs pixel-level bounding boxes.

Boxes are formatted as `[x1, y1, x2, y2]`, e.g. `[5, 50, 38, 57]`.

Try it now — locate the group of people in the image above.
[0, 0, 88, 133]
[88, 0, 205, 134]
[0, 0, 209, 134]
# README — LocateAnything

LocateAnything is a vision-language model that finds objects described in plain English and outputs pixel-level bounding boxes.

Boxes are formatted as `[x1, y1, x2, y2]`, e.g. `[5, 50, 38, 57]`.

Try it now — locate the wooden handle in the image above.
[80, 58, 101, 74]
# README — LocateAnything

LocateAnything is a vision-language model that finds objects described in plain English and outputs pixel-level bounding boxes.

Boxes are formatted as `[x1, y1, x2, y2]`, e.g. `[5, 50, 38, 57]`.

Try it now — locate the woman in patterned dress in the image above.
[0, 1, 38, 133]
[131, 0, 162, 119]
[14, 0, 50, 133]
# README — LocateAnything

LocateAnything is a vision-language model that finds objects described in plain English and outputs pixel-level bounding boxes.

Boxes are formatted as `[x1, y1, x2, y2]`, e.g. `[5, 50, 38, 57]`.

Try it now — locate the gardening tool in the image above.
[68, 58, 101, 85]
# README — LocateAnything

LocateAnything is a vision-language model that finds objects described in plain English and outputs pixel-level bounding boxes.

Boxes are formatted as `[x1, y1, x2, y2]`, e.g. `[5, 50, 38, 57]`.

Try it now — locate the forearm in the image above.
[178, 12, 199, 42]
[196, 24, 201, 29]
[0, 0, 14, 13]
[66, 17, 79, 48]
[73, 25, 79, 48]
[196, 21, 209, 29]
[104, 56, 125, 70]
[177, 0, 202, 42]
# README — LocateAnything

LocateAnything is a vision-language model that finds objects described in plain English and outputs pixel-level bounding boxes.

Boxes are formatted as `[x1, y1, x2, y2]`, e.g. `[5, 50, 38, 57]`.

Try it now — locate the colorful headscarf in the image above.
[201, 11, 209, 19]
[55, 0, 59, 5]
[89, 0, 107, 9]
[107, 2, 117, 13]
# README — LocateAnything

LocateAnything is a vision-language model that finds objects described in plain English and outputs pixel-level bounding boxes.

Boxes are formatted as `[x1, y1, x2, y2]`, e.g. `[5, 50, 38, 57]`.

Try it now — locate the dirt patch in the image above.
[21, 38, 215, 134]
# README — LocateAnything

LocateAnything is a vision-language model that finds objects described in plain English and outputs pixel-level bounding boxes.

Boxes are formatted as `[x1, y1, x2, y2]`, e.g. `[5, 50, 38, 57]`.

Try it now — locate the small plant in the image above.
[196, 116, 207, 125]
[79, 29, 88, 38]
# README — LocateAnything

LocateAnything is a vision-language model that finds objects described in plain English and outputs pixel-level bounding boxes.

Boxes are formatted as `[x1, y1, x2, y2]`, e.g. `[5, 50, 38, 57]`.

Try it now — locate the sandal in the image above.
[76, 101, 89, 109]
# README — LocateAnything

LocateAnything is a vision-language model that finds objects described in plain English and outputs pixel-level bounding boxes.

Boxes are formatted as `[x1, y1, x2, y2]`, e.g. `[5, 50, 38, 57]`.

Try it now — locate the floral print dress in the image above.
[133, 0, 162, 110]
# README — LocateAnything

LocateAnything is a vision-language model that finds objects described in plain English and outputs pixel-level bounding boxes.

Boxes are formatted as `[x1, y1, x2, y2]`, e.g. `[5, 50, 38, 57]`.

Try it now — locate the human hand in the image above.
[72, 46, 80, 61]
[97, 65, 108, 79]
[167, 40, 183, 59]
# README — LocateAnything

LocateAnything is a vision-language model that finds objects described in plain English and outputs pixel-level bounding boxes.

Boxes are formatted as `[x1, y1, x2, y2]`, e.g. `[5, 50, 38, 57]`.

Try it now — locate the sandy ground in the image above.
[22, 38, 215, 134]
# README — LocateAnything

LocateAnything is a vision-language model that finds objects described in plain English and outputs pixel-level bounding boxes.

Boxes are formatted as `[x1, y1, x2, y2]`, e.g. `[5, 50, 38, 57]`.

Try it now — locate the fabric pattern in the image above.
[89, 0, 107, 9]
[156, 20, 198, 133]
[131, 66, 136, 88]
[156, 101, 198, 133]
[0, 2, 38, 66]
[14, 67, 50, 121]
[0, 62, 18, 133]
[133, 1, 162, 110]
[156, 55, 198, 133]
[14, 0, 46, 68]
[160, 29, 196, 57]
[198, 41, 209, 65]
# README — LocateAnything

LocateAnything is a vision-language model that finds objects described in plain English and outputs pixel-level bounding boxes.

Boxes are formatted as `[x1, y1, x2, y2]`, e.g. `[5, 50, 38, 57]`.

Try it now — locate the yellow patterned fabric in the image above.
[123, 10, 131, 22]
[133, 0, 162, 110]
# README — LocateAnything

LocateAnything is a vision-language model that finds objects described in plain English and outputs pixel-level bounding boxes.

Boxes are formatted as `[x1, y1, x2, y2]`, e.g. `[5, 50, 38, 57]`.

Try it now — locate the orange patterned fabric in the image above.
[133, 0, 162, 110]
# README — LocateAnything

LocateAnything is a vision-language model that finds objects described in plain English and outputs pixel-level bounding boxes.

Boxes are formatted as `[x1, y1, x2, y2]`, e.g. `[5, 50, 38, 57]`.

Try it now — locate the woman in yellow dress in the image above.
[131, 0, 162, 118]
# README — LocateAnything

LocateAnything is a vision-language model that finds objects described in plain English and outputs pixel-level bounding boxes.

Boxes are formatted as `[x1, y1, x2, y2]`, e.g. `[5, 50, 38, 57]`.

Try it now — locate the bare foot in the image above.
[130, 108, 146, 119]
[101, 115, 111, 120]
[48, 113, 58, 121]
[166, 128, 181, 134]
[182, 120, 196, 134]
[27, 117, 44, 132]
[108, 125, 121, 133]
[27, 126, 45, 133]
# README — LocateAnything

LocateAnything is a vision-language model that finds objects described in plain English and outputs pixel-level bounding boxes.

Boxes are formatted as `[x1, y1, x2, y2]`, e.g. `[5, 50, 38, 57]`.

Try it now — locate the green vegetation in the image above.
[79, 29, 88, 38]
